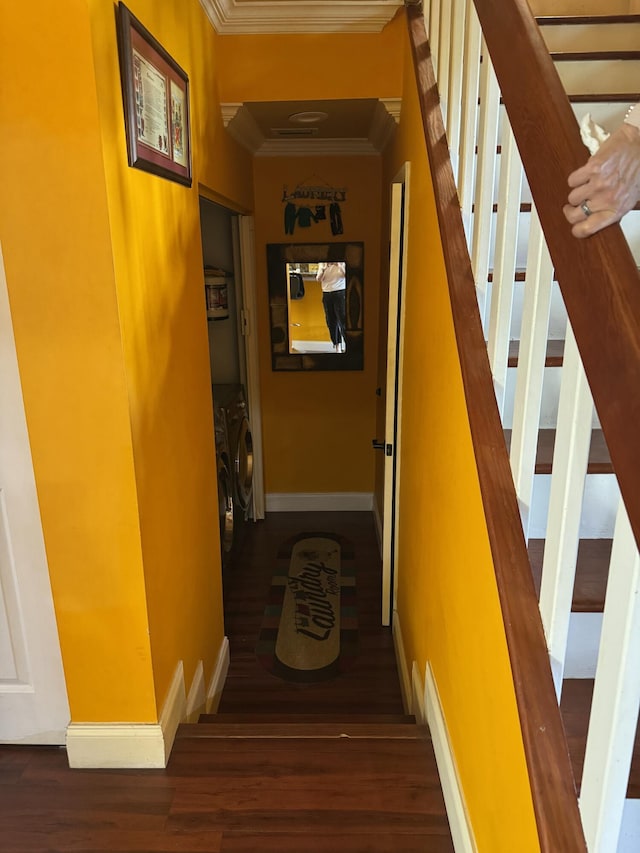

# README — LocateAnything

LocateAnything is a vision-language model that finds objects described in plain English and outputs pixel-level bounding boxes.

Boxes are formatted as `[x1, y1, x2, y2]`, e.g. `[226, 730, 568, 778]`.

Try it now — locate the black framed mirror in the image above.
[267, 242, 364, 371]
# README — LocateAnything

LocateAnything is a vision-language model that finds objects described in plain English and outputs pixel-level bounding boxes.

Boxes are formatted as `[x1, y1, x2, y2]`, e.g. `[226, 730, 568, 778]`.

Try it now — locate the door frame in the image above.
[381, 163, 410, 626]
[235, 215, 265, 520]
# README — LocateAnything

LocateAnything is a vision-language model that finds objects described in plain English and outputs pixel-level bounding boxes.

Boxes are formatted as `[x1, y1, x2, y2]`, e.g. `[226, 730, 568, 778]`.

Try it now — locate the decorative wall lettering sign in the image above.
[282, 184, 347, 203]
[282, 179, 347, 236]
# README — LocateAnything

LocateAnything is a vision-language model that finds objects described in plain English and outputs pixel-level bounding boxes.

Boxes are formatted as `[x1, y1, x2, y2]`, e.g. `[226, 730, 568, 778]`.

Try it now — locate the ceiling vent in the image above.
[270, 127, 319, 138]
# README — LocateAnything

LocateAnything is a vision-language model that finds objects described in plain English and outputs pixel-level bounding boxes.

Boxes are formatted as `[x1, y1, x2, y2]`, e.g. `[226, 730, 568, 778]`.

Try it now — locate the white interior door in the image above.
[382, 164, 410, 625]
[0, 242, 70, 743]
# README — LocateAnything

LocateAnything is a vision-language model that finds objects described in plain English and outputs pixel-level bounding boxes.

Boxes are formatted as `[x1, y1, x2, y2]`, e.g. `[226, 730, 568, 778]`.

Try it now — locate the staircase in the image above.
[172, 713, 454, 850]
[422, 2, 640, 850]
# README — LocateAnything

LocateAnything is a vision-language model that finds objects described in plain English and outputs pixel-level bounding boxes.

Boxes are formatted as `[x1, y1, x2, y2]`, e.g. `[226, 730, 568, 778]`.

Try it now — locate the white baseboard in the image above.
[66, 660, 187, 769]
[206, 636, 230, 714]
[425, 662, 477, 853]
[265, 492, 373, 512]
[185, 660, 206, 723]
[65, 640, 231, 769]
[392, 611, 412, 715]
[66, 723, 167, 769]
[411, 661, 426, 724]
[392, 619, 475, 850]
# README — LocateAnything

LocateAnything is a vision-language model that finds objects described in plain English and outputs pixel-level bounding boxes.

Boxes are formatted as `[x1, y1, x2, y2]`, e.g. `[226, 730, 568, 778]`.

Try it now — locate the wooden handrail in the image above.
[405, 5, 587, 851]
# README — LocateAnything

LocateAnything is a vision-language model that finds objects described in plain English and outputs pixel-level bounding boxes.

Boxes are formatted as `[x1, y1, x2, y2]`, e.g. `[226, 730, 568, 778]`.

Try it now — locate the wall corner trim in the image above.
[185, 660, 207, 723]
[425, 662, 478, 853]
[391, 611, 412, 715]
[66, 661, 187, 769]
[206, 636, 230, 714]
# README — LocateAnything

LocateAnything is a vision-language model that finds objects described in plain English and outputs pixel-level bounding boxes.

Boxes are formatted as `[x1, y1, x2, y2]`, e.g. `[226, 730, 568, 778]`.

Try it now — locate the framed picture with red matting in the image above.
[116, 3, 192, 186]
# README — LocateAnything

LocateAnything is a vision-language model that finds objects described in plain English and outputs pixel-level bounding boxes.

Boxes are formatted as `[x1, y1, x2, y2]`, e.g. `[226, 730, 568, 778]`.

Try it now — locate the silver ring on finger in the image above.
[581, 201, 593, 217]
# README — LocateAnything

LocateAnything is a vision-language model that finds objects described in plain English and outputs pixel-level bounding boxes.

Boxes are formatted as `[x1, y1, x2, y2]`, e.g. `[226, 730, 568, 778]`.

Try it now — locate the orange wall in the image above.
[253, 156, 382, 493]
[0, 0, 253, 722]
[85, 0, 253, 716]
[380, 19, 541, 852]
[217, 20, 404, 104]
[0, 0, 156, 721]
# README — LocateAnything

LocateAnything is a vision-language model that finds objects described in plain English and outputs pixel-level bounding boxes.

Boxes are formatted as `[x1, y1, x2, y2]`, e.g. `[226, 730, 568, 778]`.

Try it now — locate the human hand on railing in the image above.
[563, 121, 640, 238]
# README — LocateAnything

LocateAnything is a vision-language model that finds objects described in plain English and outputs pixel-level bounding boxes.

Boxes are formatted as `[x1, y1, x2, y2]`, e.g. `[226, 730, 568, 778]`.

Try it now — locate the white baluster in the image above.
[422, 0, 432, 35]
[471, 43, 500, 330]
[446, 0, 467, 182]
[509, 207, 553, 539]
[538, 323, 593, 698]
[486, 124, 523, 418]
[579, 500, 640, 852]
[437, 0, 452, 129]
[458, 0, 482, 242]
[429, 0, 441, 80]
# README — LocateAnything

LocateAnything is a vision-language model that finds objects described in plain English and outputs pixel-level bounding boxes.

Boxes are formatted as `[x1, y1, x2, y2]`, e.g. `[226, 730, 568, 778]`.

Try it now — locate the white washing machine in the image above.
[212, 384, 254, 520]
[213, 397, 234, 555]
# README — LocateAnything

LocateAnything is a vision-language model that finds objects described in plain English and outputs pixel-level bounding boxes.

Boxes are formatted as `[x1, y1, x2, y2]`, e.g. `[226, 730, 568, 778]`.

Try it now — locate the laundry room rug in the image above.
[256, 533, 357, 683]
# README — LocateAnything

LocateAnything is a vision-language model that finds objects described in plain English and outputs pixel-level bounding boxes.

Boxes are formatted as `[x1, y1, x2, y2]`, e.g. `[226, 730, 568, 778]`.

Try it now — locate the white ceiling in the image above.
[199, 0, 404, 34]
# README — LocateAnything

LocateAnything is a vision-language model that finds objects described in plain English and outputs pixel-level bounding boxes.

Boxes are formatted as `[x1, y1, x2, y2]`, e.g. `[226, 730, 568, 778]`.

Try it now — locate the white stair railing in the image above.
[424, 2, 640, 850]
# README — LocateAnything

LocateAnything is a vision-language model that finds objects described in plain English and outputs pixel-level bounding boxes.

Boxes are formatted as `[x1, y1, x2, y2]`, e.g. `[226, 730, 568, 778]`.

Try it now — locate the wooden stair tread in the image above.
[195, 835, 454, 852]
[167, 731, 453, 842]
[537, 15, 640, 26]
[198, 712, 416, 724]
[178, 721, 426, 740]
[560, 679, 640, 798]
[552, 50, 640, 60]
[504, 428, 613, 474]
[528, 538, 612, 612]
[569, 92, 640, 102]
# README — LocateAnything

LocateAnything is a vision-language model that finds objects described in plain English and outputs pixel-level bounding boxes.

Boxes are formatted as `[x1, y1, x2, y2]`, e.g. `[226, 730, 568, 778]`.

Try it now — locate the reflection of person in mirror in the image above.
[316, 262, 346, 352]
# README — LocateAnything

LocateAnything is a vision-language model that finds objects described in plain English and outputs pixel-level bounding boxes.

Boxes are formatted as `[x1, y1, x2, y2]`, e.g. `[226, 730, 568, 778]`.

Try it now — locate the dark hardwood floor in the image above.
[0, 510, 454, 852]
[219, 511, 404, 715]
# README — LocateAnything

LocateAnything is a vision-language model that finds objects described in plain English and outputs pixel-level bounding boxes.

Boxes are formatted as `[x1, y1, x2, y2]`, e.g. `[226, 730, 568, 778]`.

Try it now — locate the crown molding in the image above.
[199, 0, 403, 34]
[369, 98, 401, 150]
[222, 103, 264, 153]
[380, 98, 402, 123]
[221, 99, 401, 156]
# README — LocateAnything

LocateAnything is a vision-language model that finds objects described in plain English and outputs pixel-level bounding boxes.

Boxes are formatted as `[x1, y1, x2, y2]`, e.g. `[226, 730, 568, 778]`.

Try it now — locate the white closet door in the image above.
[0, 242, 69, 743]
